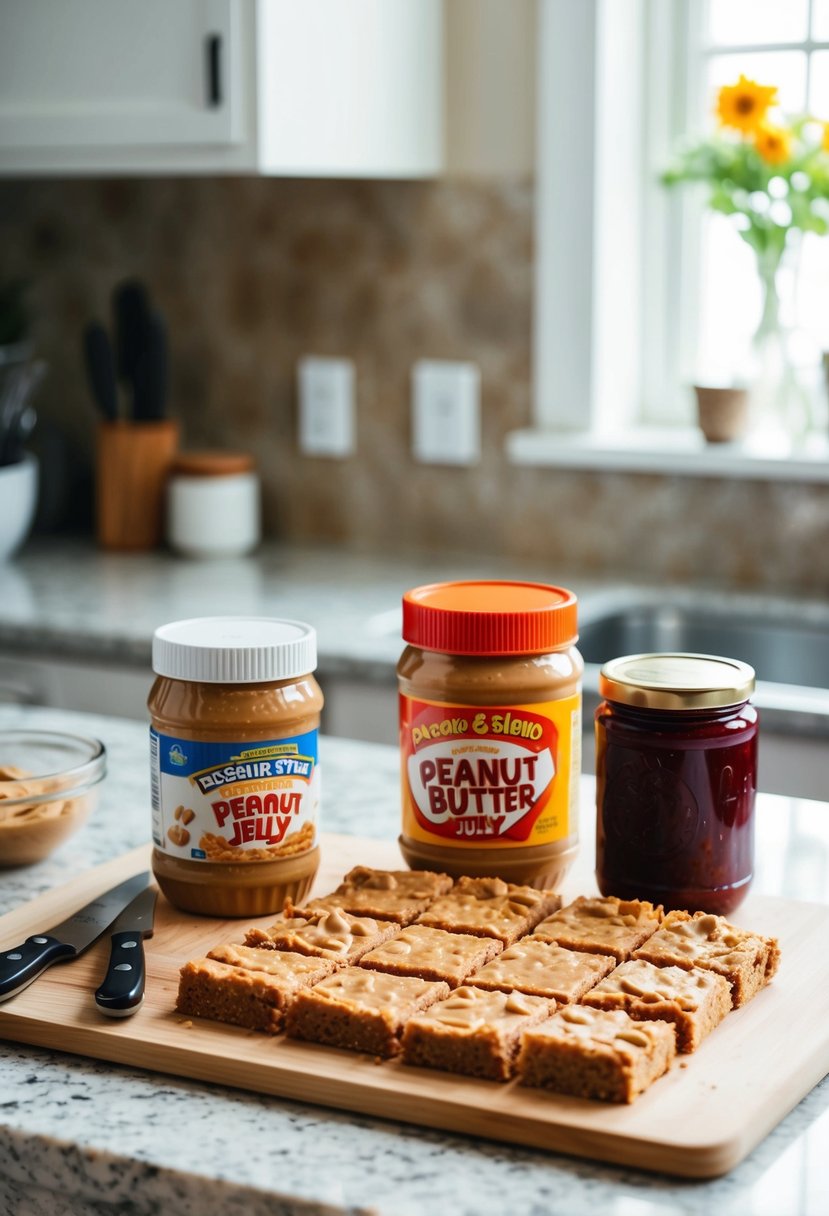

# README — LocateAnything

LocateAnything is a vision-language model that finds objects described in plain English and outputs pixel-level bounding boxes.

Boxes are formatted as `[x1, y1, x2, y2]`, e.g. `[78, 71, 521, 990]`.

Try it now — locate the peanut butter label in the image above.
[150, 728, 320, 862]
[400, 695, 580, 849]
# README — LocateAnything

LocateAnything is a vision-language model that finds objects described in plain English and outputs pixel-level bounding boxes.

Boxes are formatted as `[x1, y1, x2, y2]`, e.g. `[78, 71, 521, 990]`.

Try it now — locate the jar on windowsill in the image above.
[594, 652, 757, 916]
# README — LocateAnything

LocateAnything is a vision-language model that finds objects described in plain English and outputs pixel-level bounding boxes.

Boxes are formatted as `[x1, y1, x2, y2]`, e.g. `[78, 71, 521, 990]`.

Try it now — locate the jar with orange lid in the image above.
[166, 450, 260, 558]
[148, 616, 323, 917]
[397, 581, 582, 889]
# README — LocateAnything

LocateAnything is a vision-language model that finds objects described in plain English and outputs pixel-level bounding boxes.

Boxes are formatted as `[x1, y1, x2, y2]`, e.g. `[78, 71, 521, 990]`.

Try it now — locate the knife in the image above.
[94, 885, 157, 1018]
[0, 871, 151, 1003]
[83, 322, 119, 422]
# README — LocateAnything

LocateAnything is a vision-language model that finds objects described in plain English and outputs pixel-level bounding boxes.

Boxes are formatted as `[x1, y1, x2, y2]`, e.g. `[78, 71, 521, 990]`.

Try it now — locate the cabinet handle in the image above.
[205, 33, 222, 107]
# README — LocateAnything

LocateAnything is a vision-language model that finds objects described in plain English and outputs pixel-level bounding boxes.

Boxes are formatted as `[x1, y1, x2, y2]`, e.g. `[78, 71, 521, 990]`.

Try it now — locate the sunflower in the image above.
[754, 123, 792, 165]
[716, 75, 778, 134]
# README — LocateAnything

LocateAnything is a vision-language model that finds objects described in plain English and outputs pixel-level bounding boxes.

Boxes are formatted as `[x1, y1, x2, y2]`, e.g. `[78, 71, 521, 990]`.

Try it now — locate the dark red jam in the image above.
[595, 699, 758, 915]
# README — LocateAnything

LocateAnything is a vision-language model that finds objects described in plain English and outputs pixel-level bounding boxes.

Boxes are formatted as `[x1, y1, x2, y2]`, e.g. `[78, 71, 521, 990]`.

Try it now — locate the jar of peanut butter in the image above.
[398, 581, 582, 889]
[148, 616, 323, 917]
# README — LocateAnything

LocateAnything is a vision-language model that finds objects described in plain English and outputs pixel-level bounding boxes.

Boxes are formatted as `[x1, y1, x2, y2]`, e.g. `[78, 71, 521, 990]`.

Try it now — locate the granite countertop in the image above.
[0, 540, 609, 675]
[1, 704, 828, 1216]
[4, 538, 829, 678]
[3, 541, 829, 746]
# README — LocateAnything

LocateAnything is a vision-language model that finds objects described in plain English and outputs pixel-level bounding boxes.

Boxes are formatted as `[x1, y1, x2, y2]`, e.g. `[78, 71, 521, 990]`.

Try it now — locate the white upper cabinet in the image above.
[0, 0, 443, 177]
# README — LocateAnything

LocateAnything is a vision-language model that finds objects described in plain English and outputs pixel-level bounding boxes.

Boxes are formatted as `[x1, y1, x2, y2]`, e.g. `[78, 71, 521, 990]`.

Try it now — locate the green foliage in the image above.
[662, 121, 829, 269]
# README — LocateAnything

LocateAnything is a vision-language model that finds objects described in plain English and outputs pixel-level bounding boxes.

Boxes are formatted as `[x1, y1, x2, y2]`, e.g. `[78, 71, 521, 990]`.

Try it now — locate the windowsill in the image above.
[505, 427, 829, 483]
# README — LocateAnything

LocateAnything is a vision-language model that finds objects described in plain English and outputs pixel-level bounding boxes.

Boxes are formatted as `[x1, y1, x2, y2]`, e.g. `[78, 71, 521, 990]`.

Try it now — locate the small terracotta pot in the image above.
[693, 385, 749, 444]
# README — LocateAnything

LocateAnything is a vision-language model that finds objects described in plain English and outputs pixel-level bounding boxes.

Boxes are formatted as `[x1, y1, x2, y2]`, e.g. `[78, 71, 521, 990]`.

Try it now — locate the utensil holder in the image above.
[96, 420, 179, 551]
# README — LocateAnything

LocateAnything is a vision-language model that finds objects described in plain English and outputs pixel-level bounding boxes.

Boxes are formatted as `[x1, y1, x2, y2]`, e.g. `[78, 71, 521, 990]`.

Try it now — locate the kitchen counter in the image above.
[5, 538, 829, 679]
[1, 704, 827, 1216]
[0, 539, 604, 675]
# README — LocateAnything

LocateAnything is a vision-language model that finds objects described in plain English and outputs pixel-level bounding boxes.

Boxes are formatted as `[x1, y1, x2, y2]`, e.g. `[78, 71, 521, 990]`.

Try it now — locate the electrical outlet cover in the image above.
[412, 359, 481, 465]
[298, 357, 356, 458]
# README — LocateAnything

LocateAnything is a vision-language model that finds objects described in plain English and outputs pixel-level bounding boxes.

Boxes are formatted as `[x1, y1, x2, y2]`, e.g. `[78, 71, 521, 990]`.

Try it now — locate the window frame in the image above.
[525, 0, 829, 469]
[531, 0, 700, 436]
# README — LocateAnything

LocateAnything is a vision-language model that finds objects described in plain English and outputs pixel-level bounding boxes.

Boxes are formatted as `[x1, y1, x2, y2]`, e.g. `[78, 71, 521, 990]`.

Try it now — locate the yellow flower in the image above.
[754, 123, 792, 165]
[717, 75, 778, 134]
[823, 122, 829, 153]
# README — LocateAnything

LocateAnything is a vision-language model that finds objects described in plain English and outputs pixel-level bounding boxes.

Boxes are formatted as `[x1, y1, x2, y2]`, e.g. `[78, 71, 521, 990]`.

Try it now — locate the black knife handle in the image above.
[0, 935, 76, 1001]
[95, 931, 146, 1017]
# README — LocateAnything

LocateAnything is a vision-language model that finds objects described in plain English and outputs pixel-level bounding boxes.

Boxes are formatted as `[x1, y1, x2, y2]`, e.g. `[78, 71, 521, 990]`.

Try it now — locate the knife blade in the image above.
[0, 871, 151, 1003]
[94, 885, 157, 1018]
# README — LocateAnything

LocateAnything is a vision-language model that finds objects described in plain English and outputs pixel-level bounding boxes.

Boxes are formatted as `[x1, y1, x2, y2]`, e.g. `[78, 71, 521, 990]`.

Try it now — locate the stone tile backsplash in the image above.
[1, 175, 827, 591]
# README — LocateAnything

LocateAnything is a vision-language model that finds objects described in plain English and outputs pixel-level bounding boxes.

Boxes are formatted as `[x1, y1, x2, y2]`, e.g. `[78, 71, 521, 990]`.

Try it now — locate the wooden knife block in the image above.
[96, 420, 179, 551]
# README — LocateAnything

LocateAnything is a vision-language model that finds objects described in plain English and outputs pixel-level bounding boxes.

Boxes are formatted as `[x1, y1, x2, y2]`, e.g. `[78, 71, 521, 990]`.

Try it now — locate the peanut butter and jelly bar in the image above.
[632, 910, 780, 1008]
[307, 866, 453, 925]
[517, 1005, 676, 1103]
[582, 959, 731, 1052]
[285, 966, 449, 1057]
[532, 896, 663, 963]
[416, 876, 561, 946]
[359, 925, 502, 988]
[469, 937, 616, 1003]
[176, 949, 336, 1033]
[244, 907, 399, 963]
[401, 984, 553, 1081]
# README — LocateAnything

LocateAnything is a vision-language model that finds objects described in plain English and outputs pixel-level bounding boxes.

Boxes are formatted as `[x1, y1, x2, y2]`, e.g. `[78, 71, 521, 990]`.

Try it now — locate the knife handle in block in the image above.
[95, 931, 146, 1017]
[0, 935, 76, 1001]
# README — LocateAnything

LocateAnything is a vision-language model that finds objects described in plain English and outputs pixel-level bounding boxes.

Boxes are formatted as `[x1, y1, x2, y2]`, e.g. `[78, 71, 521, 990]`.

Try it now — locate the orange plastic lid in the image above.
[402, 581, 578, 656]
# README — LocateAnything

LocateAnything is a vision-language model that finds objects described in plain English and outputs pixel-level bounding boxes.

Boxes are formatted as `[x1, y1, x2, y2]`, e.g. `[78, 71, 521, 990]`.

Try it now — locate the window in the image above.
[696, 0, 829, 386]
[512, 0, 829, 479]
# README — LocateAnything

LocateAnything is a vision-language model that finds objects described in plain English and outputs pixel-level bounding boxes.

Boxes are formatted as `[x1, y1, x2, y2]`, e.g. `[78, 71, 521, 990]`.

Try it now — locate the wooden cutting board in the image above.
[0, 835, 827, 1180]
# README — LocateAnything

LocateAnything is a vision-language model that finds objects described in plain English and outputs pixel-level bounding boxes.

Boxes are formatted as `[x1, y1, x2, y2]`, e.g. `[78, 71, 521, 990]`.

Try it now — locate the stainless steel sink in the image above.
[578, 604, 829, 690]
[577, 598, 829, 798]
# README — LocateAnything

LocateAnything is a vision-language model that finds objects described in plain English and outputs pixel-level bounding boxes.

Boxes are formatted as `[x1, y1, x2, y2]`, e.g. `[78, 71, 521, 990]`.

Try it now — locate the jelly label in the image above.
[150, 728, 320, 862]
[400, 695, 581, 849]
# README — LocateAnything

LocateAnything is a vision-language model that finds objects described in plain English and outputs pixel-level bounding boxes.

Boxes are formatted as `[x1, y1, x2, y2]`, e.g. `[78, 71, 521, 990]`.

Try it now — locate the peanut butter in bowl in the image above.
[0, 731, 106, 866]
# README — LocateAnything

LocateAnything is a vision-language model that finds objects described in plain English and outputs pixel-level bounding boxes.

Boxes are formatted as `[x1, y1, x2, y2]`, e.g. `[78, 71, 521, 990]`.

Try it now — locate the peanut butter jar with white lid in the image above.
[398, 581, 582, 890]
[148, 616, 323, 917]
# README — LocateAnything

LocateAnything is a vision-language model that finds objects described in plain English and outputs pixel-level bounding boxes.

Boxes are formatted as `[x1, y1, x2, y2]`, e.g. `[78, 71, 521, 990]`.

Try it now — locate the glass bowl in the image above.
[0, 730, 107, 866]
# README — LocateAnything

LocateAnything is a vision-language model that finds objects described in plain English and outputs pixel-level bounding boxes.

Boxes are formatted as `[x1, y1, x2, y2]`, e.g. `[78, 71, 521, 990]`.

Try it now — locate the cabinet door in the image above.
[257, 0, 443, 178]
[0, 0, 243, 153]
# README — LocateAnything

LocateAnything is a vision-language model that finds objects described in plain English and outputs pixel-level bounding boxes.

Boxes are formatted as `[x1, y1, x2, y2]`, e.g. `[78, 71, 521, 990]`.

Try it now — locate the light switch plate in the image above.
[412, 359, 481, 465]
[298, 357, 356, 458]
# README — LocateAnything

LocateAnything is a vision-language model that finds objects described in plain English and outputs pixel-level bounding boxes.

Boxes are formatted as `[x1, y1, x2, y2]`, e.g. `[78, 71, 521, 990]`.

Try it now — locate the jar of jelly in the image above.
[595, 653, 757, 916]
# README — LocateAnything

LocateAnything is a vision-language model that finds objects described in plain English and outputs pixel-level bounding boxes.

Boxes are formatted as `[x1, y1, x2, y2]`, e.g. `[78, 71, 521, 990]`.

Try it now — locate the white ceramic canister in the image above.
[167, 452, 261, 558]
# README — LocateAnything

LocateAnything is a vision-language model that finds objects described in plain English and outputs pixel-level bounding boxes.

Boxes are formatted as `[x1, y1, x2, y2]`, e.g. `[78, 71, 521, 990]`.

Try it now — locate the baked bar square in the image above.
[176, 950, 335, 1033]
[359, 925, 502, 987]
[517, 1005, 676, 1103]
[582, 959, 731, 1052]
[244, 906, 399, 963]
[469, 937, 616, 1002]
[632, 910, 781, 1008]
[416, 876, 561, 945]
[401, 984, 553, 1081]
[307, 865, 453, 924]
[532, 896, 663, 962]
[285, 966, 449, 1057]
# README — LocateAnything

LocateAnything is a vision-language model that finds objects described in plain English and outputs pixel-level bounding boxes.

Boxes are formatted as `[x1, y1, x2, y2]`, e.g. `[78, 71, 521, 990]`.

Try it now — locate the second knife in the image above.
[94, 885, 157, 1018]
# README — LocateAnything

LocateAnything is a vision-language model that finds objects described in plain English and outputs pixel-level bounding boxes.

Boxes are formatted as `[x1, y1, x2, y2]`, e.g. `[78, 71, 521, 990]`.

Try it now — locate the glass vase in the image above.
[749, 242, 816, 443]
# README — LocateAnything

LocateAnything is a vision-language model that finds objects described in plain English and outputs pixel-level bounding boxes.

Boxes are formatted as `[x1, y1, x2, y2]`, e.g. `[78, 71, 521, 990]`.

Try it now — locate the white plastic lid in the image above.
[152, 617, 317, 684]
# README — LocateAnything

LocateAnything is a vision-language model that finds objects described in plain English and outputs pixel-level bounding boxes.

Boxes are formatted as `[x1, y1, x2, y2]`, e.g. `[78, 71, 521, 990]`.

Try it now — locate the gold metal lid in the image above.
[599, 653, 756, 711]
